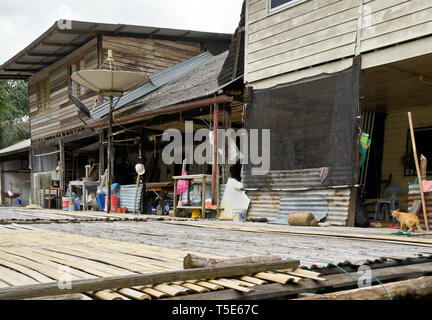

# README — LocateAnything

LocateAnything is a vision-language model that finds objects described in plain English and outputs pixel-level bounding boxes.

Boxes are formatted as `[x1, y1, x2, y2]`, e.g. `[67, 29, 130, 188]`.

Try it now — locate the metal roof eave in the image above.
[0, 20, 233, 80]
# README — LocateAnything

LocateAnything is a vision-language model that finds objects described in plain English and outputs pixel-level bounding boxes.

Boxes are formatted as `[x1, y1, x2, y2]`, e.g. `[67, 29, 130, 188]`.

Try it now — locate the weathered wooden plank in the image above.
[298, 276, 432, 300]
[167, 262, 432, 300]
[0, 260, 299, 300]
[248, 0, 357, 37]
[248, 19, 358, 63]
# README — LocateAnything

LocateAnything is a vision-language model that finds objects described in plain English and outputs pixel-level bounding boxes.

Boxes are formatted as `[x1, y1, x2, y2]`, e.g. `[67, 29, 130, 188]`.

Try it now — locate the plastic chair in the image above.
[374, 186, 403, 221]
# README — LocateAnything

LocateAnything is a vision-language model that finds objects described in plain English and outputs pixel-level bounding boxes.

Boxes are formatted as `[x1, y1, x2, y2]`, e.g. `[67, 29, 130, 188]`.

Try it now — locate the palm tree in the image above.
[0, 80, 30, 149]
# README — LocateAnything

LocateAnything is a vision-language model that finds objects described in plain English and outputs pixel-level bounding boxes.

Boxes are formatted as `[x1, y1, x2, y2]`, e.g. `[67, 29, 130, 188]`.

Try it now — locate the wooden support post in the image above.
[211, 103, 219, 205]
[0, 169, 2, 206]
[107, 97, 114, 213]
[408, 112, 429, 231]
[173, 180, 177, 217]
[99, 130, 105, 182]
[0, 260, 299, 300]
[223, 105, 232, 184]
[421, 155, 427, 179]
[202, 176, 206, 219]
[59, 138, 65, 193]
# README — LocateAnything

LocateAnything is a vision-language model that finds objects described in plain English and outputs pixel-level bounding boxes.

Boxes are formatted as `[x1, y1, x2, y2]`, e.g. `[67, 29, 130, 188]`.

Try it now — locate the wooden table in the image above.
[173, 174, 219, 218]
[145, 182, 173, 211]
[42, 187, 64, 209]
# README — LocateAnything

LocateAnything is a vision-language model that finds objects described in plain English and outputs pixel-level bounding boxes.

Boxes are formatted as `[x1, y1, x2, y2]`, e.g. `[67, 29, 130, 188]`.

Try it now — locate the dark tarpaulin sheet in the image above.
[243, 65, 360, 188]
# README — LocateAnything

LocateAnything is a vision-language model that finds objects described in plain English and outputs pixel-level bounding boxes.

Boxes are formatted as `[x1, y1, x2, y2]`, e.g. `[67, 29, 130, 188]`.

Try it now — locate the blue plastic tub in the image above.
[96, 193, 106, 211]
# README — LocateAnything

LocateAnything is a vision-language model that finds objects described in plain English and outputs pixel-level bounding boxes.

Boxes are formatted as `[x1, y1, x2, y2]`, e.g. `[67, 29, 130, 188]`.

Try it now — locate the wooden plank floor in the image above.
[0, 224, 324, 300]
[0, 224, 228, 300]
[30, 219, 432, 269]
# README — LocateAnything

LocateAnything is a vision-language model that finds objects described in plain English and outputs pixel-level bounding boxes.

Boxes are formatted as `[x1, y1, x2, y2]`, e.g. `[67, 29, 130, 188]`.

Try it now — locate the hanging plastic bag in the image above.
[177, 170, 189, 195]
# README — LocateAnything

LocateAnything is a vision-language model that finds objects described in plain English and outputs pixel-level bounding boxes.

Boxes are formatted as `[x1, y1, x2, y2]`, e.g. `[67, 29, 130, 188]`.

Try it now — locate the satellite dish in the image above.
[70, 94, 91, 117]
[71, 70, 148, 97]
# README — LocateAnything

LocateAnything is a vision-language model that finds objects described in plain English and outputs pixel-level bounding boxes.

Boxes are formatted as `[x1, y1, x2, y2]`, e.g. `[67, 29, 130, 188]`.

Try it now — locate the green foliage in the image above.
[0, 80, 30, 149]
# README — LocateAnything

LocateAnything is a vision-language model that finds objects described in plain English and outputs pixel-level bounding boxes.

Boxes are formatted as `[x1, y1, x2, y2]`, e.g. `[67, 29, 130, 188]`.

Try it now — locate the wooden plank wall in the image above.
[245, 0, 432, 84]
[102, 36, 202, 77]
[29, 36, 203, 142]
[360, 0, 432, 53]
[29, 39, 99, 142]
[245, 0, 360, 83]
[381, 105, 432, 209]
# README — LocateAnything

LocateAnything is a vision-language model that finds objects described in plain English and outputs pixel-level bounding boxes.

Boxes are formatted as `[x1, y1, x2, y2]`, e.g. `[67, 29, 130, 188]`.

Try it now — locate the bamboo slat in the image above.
[254, 272, 303, 284]
[208, 279, 255, 293]
[240, 276, 268, 285]
[181, 282, 210, 293]
[117, 288, 152, 300]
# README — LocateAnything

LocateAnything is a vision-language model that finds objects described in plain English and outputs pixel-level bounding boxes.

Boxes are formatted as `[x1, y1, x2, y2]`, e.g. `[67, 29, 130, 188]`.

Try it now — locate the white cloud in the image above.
[0, 0, 244, 64]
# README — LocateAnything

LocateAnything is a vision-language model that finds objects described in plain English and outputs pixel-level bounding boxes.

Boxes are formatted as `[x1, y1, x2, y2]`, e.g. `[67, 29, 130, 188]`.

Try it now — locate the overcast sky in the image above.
[0, 0, 244, 64]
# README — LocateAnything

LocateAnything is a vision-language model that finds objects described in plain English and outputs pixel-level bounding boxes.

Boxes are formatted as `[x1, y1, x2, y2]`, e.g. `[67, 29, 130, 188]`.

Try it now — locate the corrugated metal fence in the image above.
[243, 169, 352, 226]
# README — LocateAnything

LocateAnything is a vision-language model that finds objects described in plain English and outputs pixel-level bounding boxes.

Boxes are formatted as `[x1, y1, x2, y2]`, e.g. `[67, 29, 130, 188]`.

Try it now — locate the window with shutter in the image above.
[69, 58, 86, 98]
[37, 78, 50, 111]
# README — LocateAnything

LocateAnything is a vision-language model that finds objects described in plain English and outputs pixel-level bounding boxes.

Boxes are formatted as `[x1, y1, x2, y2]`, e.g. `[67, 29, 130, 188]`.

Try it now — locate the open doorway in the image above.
[362, 53, 432, 226]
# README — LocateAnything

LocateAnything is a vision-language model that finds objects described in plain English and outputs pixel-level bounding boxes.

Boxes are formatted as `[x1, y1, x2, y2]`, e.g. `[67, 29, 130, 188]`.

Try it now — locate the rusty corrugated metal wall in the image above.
[244, 170, 352, 226]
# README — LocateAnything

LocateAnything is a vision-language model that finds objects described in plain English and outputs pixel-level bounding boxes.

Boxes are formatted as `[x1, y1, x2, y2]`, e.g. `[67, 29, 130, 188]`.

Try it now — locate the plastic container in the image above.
[96, 194, 106, 211]
[233, 209, 247, 222]
[192, 209, 201, 219]
[163, 200, 170, 215]
[69, 202, 75, 211]
[62, 197, 72, 211]
[104, 195, 119, 212]
[156, 205, 162, 216]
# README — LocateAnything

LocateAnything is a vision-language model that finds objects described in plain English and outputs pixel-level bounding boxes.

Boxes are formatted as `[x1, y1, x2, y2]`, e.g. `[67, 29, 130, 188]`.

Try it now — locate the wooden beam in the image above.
[3, 69, 40, 73]
[27, 52, 67, 58]
[183, 254, 282, 269]
[15, 61, 51, 66]
[0, 260, 299, 300]
[298, 276, 432, 300]
[41, 41, 80, 47]
[168, 262, 432, 300]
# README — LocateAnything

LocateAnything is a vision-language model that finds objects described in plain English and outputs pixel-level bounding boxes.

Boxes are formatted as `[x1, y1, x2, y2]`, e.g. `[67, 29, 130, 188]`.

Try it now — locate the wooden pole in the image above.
[421, 154, 427, 179]
[298, 276, 432, 300]
[107, 96, 113, 213]
[98, 130, 105, 182]
[408, 112, 429, 231]
[223, 105, 232, 184]
[183, 254, 282, 269]
[0, 260, 299, 300]
[211, 103, 219, 205]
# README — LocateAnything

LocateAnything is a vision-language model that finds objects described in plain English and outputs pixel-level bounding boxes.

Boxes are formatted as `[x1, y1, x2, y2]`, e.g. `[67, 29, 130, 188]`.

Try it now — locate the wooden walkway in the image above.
[0, 224, 323, 300]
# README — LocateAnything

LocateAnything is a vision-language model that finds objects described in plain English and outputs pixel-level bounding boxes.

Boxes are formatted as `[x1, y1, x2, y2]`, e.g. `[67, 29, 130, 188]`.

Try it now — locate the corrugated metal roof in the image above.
[0, 139, 30, 157]
[90, 52, 215, 119]
[0, 20, 232, 80]
[115, 50, 236, 117]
